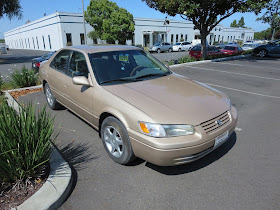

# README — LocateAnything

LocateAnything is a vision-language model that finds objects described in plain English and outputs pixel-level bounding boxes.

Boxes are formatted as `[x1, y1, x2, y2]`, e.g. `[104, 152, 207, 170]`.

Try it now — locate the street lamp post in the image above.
[82, 0, 87, 45]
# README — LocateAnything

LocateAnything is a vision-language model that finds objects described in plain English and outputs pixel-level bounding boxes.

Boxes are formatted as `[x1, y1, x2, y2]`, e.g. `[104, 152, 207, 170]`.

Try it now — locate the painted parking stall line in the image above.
[187, 66, 280, 81]
[205, 82, 280, 99]
[213, 61, 280, 71]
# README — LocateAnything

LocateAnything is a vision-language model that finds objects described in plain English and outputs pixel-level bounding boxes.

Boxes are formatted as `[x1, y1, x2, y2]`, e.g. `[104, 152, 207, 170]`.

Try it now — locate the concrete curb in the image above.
[4, 86, 72, 210]
[170, 54, 251, 68]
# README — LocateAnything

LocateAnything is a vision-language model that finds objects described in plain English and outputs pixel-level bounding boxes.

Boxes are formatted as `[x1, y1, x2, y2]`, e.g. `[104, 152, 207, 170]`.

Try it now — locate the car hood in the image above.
[103, 74, 230, 125]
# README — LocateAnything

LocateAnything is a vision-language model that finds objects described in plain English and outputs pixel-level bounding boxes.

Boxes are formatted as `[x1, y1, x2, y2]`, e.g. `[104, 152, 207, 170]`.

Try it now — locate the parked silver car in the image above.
[149, 42, 173, 53]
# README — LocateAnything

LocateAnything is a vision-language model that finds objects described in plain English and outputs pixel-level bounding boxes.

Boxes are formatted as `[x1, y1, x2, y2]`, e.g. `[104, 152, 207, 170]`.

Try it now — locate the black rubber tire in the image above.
[157, 48, 161, 53]
[44, 83, 61, 110]
[101, 116, 136, 165]
[178, 48, 182, 52]
[168, 48, 172, 52]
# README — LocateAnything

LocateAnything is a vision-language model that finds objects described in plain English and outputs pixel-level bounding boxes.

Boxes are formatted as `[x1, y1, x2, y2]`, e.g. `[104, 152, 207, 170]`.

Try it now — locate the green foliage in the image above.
[238, 17, 245, 28]
[0, 0, 22, 20]
[230, 20, 238, 27]
[0, 74, 3, 90]
[256, 0, 280, 40]
[0, 103, 55, 184]
[178, 56, 197, 63]
[0, 39, 5, 43]
[237, 40, 243, 46]
[254, 28, 274, 40]
[87, 30, 99, 43]
[85, 0, 135, 45]
[10, 65, 38, 88]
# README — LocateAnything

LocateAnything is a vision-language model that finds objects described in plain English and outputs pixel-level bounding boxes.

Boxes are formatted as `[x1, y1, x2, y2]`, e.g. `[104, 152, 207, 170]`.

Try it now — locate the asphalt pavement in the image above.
[17, 56, 280, 209]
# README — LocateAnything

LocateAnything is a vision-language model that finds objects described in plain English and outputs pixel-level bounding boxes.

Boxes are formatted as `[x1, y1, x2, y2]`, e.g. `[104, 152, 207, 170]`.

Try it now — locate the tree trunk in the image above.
[272, 27, 276, 41]
[200, 28, 208, 60]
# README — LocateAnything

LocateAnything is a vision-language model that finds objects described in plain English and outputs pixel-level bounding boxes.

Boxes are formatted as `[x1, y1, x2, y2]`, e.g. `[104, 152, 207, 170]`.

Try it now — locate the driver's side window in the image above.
[67, 51, 89, 78]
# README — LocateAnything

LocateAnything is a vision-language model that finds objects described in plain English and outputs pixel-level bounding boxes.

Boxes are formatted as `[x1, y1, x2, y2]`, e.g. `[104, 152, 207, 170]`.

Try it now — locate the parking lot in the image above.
[16, 55, 280, 209]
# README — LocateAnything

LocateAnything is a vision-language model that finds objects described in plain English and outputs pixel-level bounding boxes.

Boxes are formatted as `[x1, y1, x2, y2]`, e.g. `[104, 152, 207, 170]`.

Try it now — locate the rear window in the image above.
[174, 43, 181, 45]
[224, 46, 236, 50]
[191, 46, 201, 51]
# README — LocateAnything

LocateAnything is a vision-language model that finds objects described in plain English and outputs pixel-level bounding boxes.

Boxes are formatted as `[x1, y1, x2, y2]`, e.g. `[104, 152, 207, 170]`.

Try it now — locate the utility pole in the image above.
[82, 0, 87, 45]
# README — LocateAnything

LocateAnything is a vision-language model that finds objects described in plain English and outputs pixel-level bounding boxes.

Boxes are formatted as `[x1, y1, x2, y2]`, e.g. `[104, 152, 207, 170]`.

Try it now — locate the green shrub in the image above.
[10, 65, 38, 88]
[178, 56, 198, 64]
[0, 74, 3, 92]
[0, 103, 55, 184]
[242, 49, 253, 55]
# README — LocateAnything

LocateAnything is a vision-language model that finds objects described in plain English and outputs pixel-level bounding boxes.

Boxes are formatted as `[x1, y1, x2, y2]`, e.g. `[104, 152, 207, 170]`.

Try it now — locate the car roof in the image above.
[64, 45, 140, 53]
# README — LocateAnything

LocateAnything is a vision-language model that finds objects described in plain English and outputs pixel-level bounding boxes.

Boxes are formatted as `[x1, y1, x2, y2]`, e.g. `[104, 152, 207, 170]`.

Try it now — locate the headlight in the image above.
[139, 122, 194, 137]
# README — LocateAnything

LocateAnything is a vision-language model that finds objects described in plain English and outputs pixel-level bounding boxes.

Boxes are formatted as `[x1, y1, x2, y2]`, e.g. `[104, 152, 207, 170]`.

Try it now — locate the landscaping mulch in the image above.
[9, 87, 43, 99]
[0, 179, 46, 210]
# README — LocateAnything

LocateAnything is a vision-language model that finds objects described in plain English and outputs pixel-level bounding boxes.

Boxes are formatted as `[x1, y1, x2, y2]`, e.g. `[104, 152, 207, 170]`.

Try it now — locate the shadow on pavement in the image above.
[56, 141, 100, 202]
[241, 56, 280, 62]
[146, 132, 237, 175]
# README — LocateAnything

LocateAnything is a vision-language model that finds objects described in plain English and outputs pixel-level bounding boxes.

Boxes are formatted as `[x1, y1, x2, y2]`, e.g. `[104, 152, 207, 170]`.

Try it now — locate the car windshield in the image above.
[174, 43, 181, 45]
[224, 46, 236, 50]
[154, 43, 160, 46]
[89, 50, 171, 85]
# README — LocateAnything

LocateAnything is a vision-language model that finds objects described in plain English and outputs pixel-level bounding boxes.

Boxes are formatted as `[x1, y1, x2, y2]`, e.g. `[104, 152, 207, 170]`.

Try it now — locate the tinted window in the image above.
[191, 46, 201, 51]
[174, 43, 181, 45]
[68, 51, 89, 78]
[184, 42, 191, 45]
[51, 50, 71, 73]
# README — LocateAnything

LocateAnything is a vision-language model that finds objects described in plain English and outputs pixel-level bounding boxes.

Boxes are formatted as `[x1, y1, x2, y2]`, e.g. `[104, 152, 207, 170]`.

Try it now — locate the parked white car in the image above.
[242, 43, 259, 51]
[172, 42, 192, 51]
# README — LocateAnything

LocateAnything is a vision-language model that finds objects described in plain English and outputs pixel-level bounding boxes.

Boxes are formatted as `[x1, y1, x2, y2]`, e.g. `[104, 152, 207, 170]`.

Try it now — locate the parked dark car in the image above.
[214, 43, 227, 49]
[252, 40, 280, 57]
[32, 51, 56, 71]
[189, 46, 224, 59]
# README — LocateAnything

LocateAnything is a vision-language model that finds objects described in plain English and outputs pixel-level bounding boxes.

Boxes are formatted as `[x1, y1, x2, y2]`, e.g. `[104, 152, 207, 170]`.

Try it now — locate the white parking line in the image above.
[188, 66, 280, 81]
[205, 82, 280, 99]
[213, 62, 280, 71]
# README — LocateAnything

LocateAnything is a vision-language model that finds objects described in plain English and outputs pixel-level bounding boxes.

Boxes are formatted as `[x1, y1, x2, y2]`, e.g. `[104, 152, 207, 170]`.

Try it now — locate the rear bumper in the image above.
[128, 106, 238, 166]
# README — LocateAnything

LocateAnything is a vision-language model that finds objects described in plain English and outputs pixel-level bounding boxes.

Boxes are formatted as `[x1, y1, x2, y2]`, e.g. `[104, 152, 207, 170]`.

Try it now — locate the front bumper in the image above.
[128, 106, 238, 166]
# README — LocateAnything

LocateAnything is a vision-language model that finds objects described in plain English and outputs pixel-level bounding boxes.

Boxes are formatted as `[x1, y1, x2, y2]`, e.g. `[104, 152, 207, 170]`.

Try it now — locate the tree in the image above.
[230, 20, 239, 27]
[0, 0, 22, 20]
[238, 16, 245, 27]
[85, 0, 135, 45]
[257, 0, 280, 41]
[142, 0, 267, 59]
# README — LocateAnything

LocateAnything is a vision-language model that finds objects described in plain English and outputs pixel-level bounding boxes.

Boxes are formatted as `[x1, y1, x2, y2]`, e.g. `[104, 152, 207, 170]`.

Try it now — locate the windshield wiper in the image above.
[135, 73, 169, 80]
[100, 78, 137, 84]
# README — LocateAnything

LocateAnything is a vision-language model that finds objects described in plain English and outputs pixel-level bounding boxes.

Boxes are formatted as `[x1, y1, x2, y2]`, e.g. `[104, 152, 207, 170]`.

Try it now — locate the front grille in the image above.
[200, 111, 231, 134]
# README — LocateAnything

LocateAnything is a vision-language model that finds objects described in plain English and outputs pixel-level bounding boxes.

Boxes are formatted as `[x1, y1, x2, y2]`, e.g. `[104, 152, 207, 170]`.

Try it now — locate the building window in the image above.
[32, 37, 35, 49]
[180, 34, 183, 41]
[36, 37, 39, 49]
[25, 39, 27, 48]
[228, 36, 229, 41]
[28, 38, 30, 48]
[171, 34, 174, 44]
[42, 36, 45, 49]
[66, 33, 72, 46]
[218, 35, 220, 42]
[48, 35, 52, 50]
[176, 34, 178, 42]
[185, 34, 187, 41]
[80, 33, 85, 45]
[214, 35, 216, 41]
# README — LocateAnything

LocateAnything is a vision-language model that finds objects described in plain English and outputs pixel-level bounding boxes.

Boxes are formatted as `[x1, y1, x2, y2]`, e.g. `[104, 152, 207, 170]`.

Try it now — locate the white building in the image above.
[4, 12, 254, 51]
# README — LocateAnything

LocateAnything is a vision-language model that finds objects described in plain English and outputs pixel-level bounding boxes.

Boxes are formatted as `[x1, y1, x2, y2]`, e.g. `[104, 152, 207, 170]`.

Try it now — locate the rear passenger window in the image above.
[51, 50, 70, 73]
[68, 51, 89, 78]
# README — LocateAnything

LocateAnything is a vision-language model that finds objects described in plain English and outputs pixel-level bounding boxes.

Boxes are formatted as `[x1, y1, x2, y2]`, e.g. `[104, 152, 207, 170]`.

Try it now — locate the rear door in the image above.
[270, 41, 280, 55]
[48, 50, 71, 105]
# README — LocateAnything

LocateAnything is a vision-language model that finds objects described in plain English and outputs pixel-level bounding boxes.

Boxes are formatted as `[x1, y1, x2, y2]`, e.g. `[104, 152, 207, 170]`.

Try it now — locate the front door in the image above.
[63, 50, 95, 124]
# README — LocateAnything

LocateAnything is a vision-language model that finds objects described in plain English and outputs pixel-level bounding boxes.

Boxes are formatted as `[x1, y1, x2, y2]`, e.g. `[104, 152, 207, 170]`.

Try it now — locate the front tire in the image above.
[258, 49, 267, 57]
[101, 117, 136, 165]
[44, 83, 61, 110]
[157, 49, 161, 53]
[168, 48, 172, 52]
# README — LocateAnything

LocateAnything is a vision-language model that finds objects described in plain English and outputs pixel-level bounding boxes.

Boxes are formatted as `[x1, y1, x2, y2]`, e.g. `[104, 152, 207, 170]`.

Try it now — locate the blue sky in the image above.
[0, 0, 270, 39]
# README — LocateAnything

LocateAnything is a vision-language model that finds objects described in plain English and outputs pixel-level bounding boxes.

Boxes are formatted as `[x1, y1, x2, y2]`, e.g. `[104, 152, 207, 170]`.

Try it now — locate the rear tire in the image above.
[157, 49, 161, 53]
[178, 48, 182, 52]
[258, 49, 267, 57]
[168, 48, 172, 52]
[44, 83, 61, 110]
[101, 116, 136, 165]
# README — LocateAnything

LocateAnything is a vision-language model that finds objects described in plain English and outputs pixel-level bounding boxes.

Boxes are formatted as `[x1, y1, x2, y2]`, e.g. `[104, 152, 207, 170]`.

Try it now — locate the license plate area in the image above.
[214, 130, 229, 149]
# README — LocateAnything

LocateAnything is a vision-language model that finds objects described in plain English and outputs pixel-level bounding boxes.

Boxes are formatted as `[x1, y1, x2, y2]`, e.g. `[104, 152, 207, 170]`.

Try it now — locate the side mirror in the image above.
[73, 76, 91, 86]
